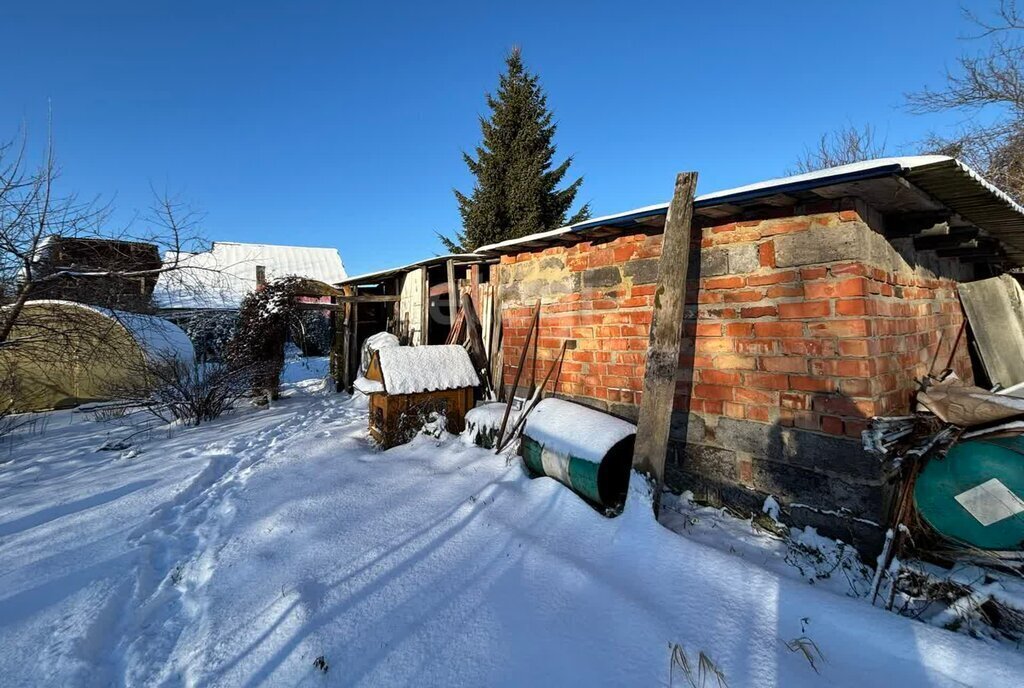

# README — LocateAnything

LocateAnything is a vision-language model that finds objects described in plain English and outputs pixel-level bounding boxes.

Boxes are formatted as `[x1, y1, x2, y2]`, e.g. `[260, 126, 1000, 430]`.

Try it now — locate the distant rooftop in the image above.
[154, 241, 347, 310]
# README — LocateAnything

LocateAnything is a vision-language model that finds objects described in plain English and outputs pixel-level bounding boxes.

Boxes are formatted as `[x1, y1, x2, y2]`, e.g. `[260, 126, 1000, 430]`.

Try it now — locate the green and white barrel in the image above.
[914, 436, 1024, 551]
[520, 398, 636, 509]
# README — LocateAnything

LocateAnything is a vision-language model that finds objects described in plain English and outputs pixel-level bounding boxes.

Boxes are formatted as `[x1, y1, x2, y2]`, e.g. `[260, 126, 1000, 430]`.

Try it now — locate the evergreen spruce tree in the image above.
[441, 48, 590, 252]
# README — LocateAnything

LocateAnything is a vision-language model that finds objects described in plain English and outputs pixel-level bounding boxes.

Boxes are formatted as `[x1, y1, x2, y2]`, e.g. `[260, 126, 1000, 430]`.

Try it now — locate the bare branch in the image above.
[790, 124, 888, 174]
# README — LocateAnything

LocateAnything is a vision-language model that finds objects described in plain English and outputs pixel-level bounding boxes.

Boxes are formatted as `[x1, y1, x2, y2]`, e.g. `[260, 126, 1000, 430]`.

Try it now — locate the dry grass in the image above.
[783, 636, 826, 674]
[668, 642, 728, 688]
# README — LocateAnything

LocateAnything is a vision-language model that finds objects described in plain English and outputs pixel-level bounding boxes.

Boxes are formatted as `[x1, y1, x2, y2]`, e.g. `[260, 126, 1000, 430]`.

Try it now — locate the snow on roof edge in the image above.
[475, 155, 1022, 254]
[339, 253, 488, 285]
[5, 299, 195, 364]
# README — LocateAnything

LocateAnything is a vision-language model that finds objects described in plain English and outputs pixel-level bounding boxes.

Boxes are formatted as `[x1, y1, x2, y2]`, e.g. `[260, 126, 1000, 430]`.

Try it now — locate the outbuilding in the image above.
[476, 156, 1024, 553]
[0, 300, 195, 412]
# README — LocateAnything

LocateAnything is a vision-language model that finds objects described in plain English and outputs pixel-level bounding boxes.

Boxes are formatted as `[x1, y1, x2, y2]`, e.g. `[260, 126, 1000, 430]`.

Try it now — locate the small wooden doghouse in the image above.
[355, 344, 480, 447]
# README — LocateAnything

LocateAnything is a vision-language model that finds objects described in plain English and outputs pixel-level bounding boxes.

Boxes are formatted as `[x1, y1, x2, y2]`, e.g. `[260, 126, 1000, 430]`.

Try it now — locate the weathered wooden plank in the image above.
[340, 286, 356, 391]
[446, 259, 458, 325]
[420, 267, 430, 346]
[461, 293, 492, 397]
[293, 294, 400, 311]
[632, 171, 698, 508]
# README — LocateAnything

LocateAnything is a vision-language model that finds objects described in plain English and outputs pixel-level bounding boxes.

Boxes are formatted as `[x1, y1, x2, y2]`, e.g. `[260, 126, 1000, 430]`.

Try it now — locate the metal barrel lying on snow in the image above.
[519, 398, 637, 509]
[914, 435, 1024, 551]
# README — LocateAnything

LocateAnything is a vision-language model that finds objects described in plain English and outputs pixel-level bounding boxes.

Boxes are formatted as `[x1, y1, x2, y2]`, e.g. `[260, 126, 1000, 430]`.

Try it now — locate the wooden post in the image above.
[446, 259, 458, 326]
[420, 267, 429, 345]
[470, 263, 480, 305]
[340, 285, 356, 391]
[330, 293, 343, 391]
[632, 171, 698, 509]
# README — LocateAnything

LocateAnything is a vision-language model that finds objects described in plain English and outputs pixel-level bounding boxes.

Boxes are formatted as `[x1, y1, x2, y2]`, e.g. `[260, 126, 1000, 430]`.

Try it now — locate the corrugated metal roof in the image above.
[154, 241, 347, 310]
[475, 156, 1024, 265]
[338, 253, 489, 286]
[904, 159, 1024, 263]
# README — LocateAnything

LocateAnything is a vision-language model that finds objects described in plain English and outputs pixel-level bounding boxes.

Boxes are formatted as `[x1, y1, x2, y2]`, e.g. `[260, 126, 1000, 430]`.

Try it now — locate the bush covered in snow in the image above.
[228, 278, 305, 400]
[172, 311, 238, 362]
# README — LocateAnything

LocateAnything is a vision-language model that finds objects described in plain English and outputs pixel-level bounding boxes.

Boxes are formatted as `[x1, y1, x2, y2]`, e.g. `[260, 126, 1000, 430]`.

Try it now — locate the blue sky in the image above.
[2, 1, 985, 276]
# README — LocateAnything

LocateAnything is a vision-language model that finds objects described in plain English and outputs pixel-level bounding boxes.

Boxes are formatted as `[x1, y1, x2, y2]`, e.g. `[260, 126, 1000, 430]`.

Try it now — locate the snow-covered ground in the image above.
[2, 361, 1023, 687]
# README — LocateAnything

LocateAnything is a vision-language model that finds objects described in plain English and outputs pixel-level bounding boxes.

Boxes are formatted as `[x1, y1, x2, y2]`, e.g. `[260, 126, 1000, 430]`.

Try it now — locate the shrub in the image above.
[136, 356, 268, 425]
[174, 311, 238, 363]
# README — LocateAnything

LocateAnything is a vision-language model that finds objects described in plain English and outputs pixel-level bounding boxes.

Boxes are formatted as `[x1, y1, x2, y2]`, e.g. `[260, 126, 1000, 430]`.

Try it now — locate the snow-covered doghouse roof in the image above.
[475, 156, 1024, 266]
[361, 345, 480, 395]
[153, 241, 347, 310]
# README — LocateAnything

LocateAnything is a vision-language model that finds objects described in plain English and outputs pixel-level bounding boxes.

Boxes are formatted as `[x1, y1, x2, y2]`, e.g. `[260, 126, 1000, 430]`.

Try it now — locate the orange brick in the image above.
[808, 320, 871, 338]
[790, 376, 835, 393]
[835, 299, 869, 316]
[759, 241, 776, 267]
[838, 339, 872, 356]
[761, 356, 808, 373]
[803, 278, 868, 299]
[723, 401, 745, 419]
[766, 285, 802, 298]
[746, 405, 771, 422]
[694, 384, 735, 401]
[743, 371, 789, 390]
[735, 387, 776, 405]
[713, 354, 757, 370]
[780, 338, 835, 357]
[705, 276, 744, 290]
[801, 267, 828, 280]
[701, 370, 743, 385]
[780, 392, 811, 410]
[747, 270, 796, 286]
[761, 218, 811, 236]
[697, 338, 733, 353]
[696, 323, 720, 337]
[839, 378, 872, 396]
[831, 262, 868, 276]
[844, 419, 869, 438]
[779, 301, 830, 319]
[753, 322, 803, 338]
[724, 323, 753, 337]
[722, 289, 765, 303]
[740, 305, 778, 318]
[735, 339, 777, 355]
[821, 415, 844, 435]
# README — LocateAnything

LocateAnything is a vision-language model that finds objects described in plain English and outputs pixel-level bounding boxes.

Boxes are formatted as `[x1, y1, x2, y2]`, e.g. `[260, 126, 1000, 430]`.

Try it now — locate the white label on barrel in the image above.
[954, 478, 1024, 526]
[540, 446, 572, 488]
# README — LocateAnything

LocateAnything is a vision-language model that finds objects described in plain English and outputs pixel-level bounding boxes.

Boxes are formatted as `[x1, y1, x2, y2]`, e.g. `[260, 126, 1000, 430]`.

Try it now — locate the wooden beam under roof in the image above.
[913, 227, 980, 251]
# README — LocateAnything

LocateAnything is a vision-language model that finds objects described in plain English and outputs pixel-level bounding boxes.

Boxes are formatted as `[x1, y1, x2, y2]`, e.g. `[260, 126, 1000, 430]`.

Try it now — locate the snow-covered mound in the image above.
[359, 331, 400, 376]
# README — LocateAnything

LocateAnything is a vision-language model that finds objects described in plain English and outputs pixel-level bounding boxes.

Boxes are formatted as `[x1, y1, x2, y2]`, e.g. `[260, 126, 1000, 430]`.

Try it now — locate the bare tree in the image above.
[0, 125, 207, 349]
[791, 124, 888, 174]
[907, 1, 1024, 200]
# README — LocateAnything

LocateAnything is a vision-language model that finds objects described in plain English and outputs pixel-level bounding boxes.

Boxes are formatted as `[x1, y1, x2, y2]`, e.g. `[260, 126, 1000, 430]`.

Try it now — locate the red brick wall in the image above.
[494, 202, 974, 438]
[495, 232, 663, 415]
[679, 205, 973, 439]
